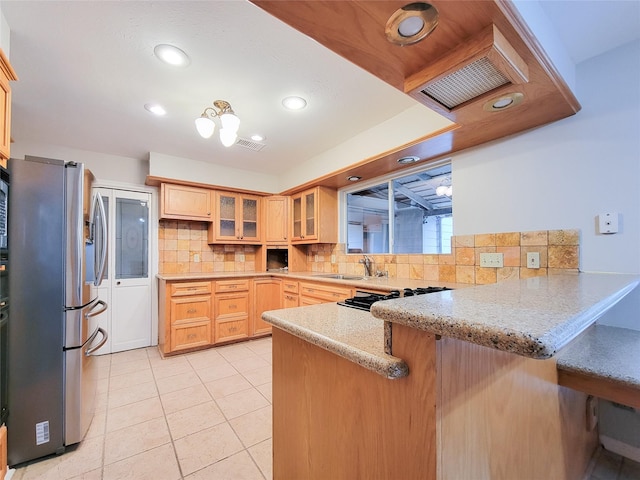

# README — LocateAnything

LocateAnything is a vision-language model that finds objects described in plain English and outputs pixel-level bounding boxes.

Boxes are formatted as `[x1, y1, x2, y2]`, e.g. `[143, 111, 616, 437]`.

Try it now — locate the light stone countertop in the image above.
[371, 273, 640, 359]
[556, 324, 640, 390]
[262, 303, 408, 379]
[157, 270, 459, 293]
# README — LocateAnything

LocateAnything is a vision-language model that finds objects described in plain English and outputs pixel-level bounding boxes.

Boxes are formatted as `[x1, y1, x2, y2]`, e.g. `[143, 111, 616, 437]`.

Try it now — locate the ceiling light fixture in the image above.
[347, 175, 362, 182]
[251, 134, 265, 142]
[397, 155, 420, 164]
[282, 96, 307, 110]
[385, 2, 439, 46]
[195, 100, 240, 147]
[153, 44, 190, 67]
[144, 103, 166, 116]
[483, 92, 525, 112]
[435, 177, 453, 197]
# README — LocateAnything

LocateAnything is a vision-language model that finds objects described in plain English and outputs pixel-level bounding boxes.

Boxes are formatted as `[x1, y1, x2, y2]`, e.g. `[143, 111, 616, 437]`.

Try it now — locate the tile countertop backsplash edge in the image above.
[370, 273, 640, 359]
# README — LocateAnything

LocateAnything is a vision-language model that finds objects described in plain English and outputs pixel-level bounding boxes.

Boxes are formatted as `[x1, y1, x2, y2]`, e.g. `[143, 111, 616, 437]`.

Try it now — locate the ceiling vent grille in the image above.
[422, 57, 510, 109]
[235, 137, 266, 151]
[405, 24, 529, 113]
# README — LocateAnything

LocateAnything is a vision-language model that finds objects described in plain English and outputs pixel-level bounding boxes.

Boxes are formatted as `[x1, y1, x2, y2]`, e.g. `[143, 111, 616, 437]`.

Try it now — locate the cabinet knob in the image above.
[187, 333, 197, 339]
[187, 308, 197, 314]
[229, 304, 237, 309]
[229, 326, 237, 332]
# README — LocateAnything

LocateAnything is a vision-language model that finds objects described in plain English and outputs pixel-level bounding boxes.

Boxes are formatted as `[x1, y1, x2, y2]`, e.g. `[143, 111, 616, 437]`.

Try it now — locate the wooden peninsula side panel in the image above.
[272, 327, 438, 480]
[272, 322, 598, 479]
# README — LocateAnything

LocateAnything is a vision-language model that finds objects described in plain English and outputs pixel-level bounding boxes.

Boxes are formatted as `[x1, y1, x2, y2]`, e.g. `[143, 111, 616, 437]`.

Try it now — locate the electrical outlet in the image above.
[527, 252, 540, 269]
[193, 254, 200, 263]
[314, 254, 319, 262]
[479, 253, 503, 268]
[331, 254, 336, 264]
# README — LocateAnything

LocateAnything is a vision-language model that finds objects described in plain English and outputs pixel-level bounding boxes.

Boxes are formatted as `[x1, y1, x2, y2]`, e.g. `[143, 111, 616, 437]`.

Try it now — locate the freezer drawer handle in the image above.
[85, 300, 108, 319]
[85, 328, 108, 356]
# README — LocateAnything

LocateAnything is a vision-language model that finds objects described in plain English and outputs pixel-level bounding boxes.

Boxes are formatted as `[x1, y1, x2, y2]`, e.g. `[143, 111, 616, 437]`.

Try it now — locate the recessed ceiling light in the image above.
[153, 44, 190, 67]
[251, 134, 265, 142]
[347, 175, 362, 182]
[282, 96, 307, 110]
[144, 103, 166, 116]
[385, 3, 439, 46]
[483, 92, 525, 112]
[397, 156, 420, 164]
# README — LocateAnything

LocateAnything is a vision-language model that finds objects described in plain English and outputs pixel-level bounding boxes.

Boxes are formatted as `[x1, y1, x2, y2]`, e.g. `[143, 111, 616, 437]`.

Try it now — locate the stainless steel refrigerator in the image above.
[7, 156, 108, 465]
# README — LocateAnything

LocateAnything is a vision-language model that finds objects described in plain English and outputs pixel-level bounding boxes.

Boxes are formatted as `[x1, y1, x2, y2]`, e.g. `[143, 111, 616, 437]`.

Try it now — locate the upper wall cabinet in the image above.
[0, 49, 18, 167]
[264, 195, 289, 244]
[208, 191, 262, 244]
[160, 184, 213, 221]
[290, 186, 337, 244]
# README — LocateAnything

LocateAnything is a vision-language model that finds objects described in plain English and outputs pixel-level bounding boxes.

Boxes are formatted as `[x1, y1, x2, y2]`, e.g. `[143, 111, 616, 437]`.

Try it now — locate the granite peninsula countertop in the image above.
[371, 273, 640, 359]
[262, 303, 408, 379]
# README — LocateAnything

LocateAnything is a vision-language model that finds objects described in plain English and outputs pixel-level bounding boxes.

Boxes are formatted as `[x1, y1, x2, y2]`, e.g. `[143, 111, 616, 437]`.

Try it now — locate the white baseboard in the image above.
[600, 435, 640, 463]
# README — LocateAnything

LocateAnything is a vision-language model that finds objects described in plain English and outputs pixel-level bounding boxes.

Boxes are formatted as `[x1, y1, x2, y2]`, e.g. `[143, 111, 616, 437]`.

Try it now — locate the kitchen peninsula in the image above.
[262, 273, 640, 479]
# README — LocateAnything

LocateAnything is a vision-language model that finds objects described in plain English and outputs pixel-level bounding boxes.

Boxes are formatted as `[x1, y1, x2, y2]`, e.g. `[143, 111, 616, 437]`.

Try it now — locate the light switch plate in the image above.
[527, 252, 540, 269]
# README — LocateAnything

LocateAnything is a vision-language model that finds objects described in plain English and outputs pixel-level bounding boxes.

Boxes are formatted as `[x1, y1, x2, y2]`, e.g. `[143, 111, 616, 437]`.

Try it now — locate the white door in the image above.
[94, 188, 152, 354]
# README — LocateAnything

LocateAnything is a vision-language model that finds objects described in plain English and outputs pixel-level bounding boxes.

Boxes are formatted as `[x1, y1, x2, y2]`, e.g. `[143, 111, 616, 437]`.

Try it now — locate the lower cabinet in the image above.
[253, 278, 282, 335]
[299, 281, 352, 305]
[283, 280, 299, 308]
[214, 279, 250, 344]
[159, 280, 213, 355]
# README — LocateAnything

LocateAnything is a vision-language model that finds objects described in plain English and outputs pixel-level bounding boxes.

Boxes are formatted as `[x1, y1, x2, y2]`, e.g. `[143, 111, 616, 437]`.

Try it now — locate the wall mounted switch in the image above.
[598, 212, 619, 234]
[527, 252, 540, 269]
[479, 253, 503, 268]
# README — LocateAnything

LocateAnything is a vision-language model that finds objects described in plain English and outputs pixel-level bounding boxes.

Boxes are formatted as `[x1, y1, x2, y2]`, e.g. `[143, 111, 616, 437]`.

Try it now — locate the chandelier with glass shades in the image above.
[195, 100, 240, 147]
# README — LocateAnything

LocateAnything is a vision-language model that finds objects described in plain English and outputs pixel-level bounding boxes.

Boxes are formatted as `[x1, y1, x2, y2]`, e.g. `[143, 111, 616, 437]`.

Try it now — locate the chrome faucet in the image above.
[359, 255, 373, 276]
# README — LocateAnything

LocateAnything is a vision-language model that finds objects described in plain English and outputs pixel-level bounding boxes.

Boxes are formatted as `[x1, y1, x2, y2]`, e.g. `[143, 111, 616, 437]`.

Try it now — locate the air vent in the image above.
[405, 24, 529, 113]
[235, 137, 266, 151]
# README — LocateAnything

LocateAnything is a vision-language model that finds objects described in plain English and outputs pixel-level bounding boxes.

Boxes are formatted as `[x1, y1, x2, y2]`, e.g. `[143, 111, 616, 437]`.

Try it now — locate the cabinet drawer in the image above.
[171, 321, 211, 351]
[216, 279, 250, 293]
[283, 293, 299, 308]
[170, 281, 212, 297]
[283, 281, 299, 294]
[171, 296, 211, 324]
[216, 318, 248, 343]
[300, 282, 351, 302]
[216, 293, 249, 317]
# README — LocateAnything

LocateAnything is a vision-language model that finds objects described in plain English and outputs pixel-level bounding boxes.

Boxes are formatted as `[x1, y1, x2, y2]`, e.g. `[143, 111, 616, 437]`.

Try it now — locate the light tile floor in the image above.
[9, 335, 640, 480]
[11, 337, 273, 480]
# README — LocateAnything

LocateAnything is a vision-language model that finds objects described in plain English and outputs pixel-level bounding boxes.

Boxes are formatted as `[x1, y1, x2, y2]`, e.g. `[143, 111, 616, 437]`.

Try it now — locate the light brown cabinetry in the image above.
[160, 183, 212, 221]
[283, 280, 299, 308]
[214, 279, 250, 343]
[299, 281, 351, 305]
[264, 195, 289, 244]
[209, 191, 261, 243]
[0, 49, 17, 168]
[159, 280, 212, 355]
[290, 187, 337, 244]
[253, 278, 282, 336]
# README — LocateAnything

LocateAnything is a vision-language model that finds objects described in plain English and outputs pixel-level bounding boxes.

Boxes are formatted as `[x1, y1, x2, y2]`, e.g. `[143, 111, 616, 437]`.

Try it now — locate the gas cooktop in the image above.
[338, 287, 452, 312]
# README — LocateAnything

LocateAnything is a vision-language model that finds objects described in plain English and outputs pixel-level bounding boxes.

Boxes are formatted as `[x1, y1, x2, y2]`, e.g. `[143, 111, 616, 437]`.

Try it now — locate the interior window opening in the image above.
[344, 162, 452, 255]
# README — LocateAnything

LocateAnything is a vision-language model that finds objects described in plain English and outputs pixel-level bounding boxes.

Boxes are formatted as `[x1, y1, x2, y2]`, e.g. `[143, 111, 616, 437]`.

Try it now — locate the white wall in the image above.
[10, 141, 148, 186]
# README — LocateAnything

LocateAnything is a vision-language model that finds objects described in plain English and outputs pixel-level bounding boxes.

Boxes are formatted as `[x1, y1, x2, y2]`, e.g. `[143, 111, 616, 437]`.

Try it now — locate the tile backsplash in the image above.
[158, 222, 579, 285]
[306, 229, 580, 284]
[159, 221, 257, 274]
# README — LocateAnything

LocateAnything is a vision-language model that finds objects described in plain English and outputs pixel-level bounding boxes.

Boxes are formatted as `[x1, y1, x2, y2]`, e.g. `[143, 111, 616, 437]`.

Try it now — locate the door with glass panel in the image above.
[93, 188, 152, 353]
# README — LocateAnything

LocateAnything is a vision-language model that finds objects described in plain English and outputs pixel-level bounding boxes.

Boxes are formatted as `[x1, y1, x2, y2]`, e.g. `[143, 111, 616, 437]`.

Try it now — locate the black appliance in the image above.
[338, 287, 452, 311]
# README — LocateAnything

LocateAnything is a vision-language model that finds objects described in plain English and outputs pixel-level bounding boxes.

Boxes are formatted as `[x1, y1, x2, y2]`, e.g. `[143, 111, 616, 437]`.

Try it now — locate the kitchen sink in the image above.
[313, 274, 365, 280]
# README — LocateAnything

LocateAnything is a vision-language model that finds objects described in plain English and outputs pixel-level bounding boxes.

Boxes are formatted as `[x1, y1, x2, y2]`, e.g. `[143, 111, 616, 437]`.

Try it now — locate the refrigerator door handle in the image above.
[93, 193, 108, 287]
[85, 299, 107, 319]
[85, 328, 108, 356]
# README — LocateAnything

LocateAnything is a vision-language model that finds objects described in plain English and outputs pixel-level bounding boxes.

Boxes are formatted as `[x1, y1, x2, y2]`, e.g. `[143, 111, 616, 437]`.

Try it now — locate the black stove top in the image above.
[338, 287, 452, 312]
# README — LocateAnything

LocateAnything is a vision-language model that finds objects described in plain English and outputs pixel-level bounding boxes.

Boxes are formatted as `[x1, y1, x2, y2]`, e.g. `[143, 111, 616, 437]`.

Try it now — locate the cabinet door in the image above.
[291, 195, 303, 241]
[216, 192, 238, 240]
[0, 52, 15, 162]
[240, 195, 260, 242]
[253, 278, 282, 335]
[303, 189, 318, 240]
[283, 293, 299, 308]
[265, 196, 289, 244]
[160, 184, 212, 221]
[171, 321, 211, 351]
